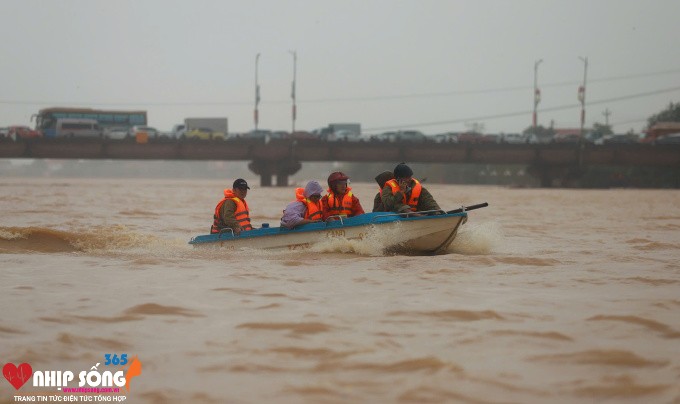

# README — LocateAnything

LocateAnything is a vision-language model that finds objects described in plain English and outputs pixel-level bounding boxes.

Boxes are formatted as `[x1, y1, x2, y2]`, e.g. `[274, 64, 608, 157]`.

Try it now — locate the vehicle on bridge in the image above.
[130, 125, 162, 139]
[654, 132, 680, 144]
[187, 127, 225, 140]
[184, 117, 228, 138]
[103, 126, 131, 140]
[376, 130, 427, 142]
[643, 122, 680, 143]
[55, 118, 102, 138]
[601, 133, 640, 144]
[7, 125, 42, 141]
[32, 107, 146, 138]
[500, 133, 527, 144]
[432, 132, 460, 143]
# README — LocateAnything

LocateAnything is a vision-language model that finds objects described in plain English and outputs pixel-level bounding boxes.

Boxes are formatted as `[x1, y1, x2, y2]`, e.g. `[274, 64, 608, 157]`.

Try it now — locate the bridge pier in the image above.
[527, 164, 585, 187]
[248, 159, 302, 187]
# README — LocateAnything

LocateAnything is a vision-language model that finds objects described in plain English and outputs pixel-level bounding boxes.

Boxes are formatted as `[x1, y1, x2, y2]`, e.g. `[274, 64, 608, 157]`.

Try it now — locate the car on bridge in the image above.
[103, 126, 131, 140]
[654, 132, 680, 144]
[432, 132, 459, 143]
[554, 133, 583, 143]
[376, 130, 426, 142]
[527, 133, 554, 144]
[130, 125, 162, 139]
[500, 133, 527, 144]
[8, 125, 42, 141]
[480, 134, 501, 143]
[602, 133, 639, 144]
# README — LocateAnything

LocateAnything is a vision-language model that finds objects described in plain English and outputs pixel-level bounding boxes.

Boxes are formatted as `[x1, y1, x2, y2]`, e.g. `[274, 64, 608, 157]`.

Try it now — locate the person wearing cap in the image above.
[280, 180, 324, 229]
[381, 163, 440, 214]
[210, 178, 253, 235]
[372, 170, 394, 212]
[321, 171, 365, 220]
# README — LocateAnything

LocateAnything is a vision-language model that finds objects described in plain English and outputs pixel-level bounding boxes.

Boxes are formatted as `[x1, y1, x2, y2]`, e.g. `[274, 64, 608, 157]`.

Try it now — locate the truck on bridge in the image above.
[184, 117, 228, 135]
[313, 122, 362, 141]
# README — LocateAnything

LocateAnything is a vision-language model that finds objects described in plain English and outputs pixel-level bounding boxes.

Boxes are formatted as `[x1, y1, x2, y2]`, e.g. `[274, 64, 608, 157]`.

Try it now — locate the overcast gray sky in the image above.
[1, 0, 679, 135]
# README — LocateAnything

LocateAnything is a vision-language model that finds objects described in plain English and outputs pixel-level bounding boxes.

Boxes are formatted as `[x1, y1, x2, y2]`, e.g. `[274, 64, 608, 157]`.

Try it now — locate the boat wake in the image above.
[0, 225, 188, 256]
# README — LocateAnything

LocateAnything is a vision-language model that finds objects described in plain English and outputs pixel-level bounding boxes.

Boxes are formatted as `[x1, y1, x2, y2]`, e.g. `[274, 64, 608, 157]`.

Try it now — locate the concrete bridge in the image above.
[1, 138, 679, 187]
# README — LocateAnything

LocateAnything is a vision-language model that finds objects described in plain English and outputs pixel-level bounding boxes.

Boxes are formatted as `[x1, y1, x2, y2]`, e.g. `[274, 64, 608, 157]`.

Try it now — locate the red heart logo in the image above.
[3, 363, 33, 390]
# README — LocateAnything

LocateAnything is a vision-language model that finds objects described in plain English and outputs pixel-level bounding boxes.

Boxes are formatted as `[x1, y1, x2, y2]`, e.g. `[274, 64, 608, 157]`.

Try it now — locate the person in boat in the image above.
[381, 163, 440, 214]
[210, 178, 253, 235]
[321, 171, 365, 220]
[280, 180, 325, 229]
[372, 170, 394, 212]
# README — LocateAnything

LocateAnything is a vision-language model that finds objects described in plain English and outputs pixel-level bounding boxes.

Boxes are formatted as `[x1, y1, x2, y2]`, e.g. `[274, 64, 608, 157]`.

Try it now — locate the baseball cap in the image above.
[233, 178, 250, 190]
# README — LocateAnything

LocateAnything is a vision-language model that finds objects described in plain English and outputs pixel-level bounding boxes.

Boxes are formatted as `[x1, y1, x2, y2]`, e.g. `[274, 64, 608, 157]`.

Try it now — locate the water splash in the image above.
[310, 222, 407, 256]
[448, 221, 503, 255]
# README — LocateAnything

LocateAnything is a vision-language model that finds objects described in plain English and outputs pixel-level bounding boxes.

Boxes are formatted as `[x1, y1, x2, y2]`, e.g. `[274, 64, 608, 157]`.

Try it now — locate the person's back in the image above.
[372, 170, 394, 212]
[281, 181, 324, 229]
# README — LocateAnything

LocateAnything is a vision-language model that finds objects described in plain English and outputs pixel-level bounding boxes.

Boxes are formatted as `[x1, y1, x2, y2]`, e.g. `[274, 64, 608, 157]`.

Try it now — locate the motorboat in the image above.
[189, 203, 487, 255]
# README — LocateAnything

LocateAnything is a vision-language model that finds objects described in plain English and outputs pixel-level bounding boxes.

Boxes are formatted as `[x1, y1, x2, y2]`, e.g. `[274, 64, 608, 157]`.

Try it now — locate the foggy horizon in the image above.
[2, 1, 680, 135]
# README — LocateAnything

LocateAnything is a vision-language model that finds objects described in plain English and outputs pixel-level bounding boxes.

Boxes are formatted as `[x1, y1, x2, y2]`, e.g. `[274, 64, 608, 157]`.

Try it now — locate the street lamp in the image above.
[254, 53, 261, 131]
[533, 59, 543, 127]
[289, 50, 297, 133]
[578, 56, 588, 136]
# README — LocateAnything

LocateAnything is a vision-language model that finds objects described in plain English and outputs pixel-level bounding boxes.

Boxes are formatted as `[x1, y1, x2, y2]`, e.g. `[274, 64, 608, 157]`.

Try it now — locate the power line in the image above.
[364, 85, 680, 131]
[2, 68, 680, 107]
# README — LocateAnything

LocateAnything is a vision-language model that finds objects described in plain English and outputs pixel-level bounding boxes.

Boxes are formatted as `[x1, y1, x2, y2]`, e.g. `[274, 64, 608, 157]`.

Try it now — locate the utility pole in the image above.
[602, 108, 611, 126]
[533, 59, 543, 127]
[254, 53, 261, 131]
[289, 50, 297, 133]
[578, 56, 588, 136]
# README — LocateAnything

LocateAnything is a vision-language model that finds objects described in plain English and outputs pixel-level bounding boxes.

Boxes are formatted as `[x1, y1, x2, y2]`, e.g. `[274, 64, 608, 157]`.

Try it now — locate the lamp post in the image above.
[289, 50, 297, 133]
[578, 56, 588, 137]
[533, 59, 543, 127]
[254, 53, 261, 131]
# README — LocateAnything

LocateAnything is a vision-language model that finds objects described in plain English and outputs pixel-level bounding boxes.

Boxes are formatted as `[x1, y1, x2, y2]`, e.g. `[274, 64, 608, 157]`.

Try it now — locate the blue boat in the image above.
[189, 203, 487, 254]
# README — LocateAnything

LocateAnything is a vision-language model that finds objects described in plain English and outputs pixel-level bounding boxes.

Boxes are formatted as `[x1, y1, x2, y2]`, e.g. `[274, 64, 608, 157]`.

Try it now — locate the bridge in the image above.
[1, 138, 679, 187]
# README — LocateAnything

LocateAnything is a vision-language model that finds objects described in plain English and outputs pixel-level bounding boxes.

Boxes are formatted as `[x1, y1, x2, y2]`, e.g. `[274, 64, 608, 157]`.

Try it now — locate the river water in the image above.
[1, 177, 679, 403]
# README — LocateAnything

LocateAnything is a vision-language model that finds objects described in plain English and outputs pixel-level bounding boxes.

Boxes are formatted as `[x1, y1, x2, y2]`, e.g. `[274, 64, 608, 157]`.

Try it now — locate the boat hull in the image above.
[189, 212, 467, 254]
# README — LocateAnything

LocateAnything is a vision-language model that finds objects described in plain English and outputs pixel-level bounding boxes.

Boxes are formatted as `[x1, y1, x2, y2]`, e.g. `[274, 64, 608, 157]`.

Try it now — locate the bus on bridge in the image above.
[32, 107, 147, 138]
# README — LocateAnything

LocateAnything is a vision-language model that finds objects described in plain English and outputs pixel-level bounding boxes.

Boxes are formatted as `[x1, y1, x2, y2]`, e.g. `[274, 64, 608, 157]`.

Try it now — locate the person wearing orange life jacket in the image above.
[321, 171, 365, 220]
[280, 180, 324, 229]
[381, 163, 440, 214]
[210, 178, 253, 235]
[372, 170, 394, 212]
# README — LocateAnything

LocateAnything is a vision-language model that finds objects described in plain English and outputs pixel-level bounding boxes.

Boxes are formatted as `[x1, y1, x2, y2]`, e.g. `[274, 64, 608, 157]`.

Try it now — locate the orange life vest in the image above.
[385, 179, 422, 212]
[295, 188, 323, 221]
[326, 187, 354, 216]
[211, 189, 253, 234]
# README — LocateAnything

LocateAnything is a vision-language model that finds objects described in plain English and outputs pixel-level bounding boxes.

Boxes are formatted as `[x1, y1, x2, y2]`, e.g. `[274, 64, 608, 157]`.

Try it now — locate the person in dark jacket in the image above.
[372, 170, 394, 212]
[381, 163, 440, 214]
